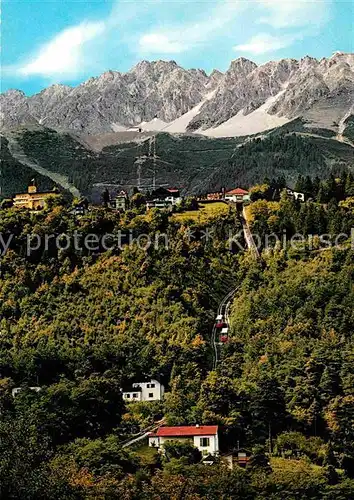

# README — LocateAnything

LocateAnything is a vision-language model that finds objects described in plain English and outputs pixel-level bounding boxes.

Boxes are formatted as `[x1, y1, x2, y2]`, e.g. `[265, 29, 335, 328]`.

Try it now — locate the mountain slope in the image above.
[189, 53, 354, 134]
[1, 125, 353, 200]
[6, 133, 81, 198]
[1, 53, 353, 137]
[0, 61, 221, 134]
[0, 135, 63, 198]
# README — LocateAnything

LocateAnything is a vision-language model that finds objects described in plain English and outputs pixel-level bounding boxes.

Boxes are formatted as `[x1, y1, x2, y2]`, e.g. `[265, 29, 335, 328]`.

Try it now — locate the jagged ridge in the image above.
[1, 53, 353, 136]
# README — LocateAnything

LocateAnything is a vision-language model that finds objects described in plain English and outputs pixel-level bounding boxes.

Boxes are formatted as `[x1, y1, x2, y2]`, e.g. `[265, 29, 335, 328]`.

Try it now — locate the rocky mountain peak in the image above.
[130, 59, 179, 76]
[210, 69, 223, 78]
[189, 68, 208, 79]
[228, 57, 258, 75]
[206, 69, 224, 90]
[38, 84, 72, 96]
[3, 89, 26, 98]
[1, 54, 353, 135]
[300, 55, 319, 65]
[99, 70, 120, 80]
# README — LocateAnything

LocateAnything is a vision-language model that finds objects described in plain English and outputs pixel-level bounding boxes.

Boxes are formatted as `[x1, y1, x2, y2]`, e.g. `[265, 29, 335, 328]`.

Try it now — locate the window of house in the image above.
[150, 384, 155, 388]
[200, 438, 210, 447]
[148, 393, 154, 398]
[133, 393, 138, 398]
[125, 394, 130, 399]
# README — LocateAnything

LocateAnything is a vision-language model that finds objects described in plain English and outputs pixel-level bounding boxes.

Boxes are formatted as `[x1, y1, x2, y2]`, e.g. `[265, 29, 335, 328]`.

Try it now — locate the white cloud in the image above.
[138, 0, 332, 56]
[18, 21, 106, 78]
[234, 1, 331, 56]
[139, 34, 185, 54]
[234, 33, 300, 55]
[257, 0, 330, 28]
[7, 0, 333, 82]
[137, 0, 244, 55]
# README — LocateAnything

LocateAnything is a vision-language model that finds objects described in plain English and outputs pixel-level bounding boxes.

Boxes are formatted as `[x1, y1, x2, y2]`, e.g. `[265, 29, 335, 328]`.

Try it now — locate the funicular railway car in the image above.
[220, 327, 229, 343]
[215, 315, 226, 329]
[215, 314, 229, 343]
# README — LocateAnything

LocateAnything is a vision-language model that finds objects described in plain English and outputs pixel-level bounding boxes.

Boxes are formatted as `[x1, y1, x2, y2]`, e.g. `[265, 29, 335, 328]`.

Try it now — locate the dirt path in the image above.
[6, 133, 81, 198]
[295, 131, 354, 148]
[336, 105, 354, 145]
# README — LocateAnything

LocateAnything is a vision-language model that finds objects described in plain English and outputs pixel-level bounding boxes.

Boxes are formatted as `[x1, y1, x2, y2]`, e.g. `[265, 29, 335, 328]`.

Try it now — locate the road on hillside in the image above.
[6, 133, 81, 198]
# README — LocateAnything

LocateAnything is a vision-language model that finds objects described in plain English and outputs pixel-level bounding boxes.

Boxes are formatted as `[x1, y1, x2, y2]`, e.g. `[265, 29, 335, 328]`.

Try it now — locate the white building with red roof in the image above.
[225, 187, 250, 203]
[148, 425, 219, 456]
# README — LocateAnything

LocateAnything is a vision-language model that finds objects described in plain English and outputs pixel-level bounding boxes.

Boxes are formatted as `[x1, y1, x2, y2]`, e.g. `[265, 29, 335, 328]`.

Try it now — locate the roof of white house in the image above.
[149, 425, 218, 437]
[225, 188, 249, 195]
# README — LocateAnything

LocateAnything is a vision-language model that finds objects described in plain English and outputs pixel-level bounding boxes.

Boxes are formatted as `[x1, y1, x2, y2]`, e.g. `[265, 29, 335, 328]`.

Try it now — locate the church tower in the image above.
[28, 179, 37, 194]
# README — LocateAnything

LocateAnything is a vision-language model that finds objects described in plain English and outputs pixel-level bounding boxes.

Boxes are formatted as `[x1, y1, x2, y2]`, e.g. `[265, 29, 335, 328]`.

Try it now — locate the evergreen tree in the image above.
[102, 188, 110, 207]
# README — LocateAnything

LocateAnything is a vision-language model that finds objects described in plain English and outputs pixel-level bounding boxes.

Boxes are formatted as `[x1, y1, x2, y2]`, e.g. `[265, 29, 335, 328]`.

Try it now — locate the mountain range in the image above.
[1, 52, 353, 137]
[0, 53, 353, 201]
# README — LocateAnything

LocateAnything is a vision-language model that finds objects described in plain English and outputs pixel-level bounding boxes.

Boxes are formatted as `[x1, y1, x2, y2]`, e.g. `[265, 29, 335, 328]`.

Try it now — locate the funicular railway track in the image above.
[211, 287, 238, 369]
[211, 204, 260, 369]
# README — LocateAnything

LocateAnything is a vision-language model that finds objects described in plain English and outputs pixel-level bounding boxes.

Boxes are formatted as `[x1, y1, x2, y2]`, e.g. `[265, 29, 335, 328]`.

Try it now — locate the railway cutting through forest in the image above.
[211, 208, 260, 368]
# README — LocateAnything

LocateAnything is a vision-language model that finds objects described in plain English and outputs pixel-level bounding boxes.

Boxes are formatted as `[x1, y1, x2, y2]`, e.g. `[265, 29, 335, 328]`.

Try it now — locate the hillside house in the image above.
[206, 192, 222, 201]
[205, 188, 225, 201]
[225, 188, 250, 203]
[166, 188, 180, 199]
[150, 187, 180, 199]
[13, 180, 58, 210]
[12, 387, 41, 398]
[146, 199, 173, 210]
[223, 449, 251, 469]
[148, 425, 219, 456]
[146, 187, 181, 210]
[111, 190, 128, 211]
[122, 379, 164, 402]
[70, 198, 89, 216]
[286, 187, 305, 202]
[146, 187, 181, 211]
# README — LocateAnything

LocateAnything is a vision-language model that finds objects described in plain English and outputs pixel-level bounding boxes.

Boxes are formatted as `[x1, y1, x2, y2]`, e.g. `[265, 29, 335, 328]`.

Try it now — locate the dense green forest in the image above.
[247, 173, 354, 250]
[208, 134, 353, 192]
[16, 129, 240, 198]
[343, 115, 354, 142]
[1, 123, 352, 201]
[1, 194, 354, 498]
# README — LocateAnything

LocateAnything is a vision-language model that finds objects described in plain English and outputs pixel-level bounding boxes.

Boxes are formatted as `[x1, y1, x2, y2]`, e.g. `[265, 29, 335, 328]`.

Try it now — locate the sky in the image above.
[1, 0, 353, 95]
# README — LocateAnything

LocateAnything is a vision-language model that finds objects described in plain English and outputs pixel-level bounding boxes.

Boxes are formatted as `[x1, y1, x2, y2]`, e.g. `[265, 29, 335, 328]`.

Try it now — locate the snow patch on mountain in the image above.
[139, 117, 169, 131]
[202, 90, 290, 137]
[163, 90, 217, 133]
[111, 123, 128, 132]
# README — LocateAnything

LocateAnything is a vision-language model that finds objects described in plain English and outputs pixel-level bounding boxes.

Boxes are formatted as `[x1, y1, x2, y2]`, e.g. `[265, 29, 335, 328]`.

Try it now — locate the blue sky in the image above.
[2, 0, 353, 95]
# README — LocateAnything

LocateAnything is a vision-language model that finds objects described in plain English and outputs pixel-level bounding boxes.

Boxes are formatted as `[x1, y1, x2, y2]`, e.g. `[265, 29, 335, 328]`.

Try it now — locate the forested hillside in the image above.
[209, 134, 353, 191]
[1, 197, 354, 498]
[228, 249, 354, 458]
[343, 115, 354, 142]
[13, 129, 242, 199]
[246, 172, 354, 250]
[1, 124, 353, 200]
